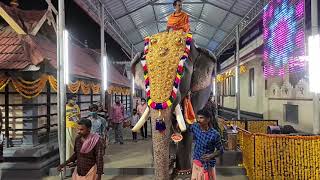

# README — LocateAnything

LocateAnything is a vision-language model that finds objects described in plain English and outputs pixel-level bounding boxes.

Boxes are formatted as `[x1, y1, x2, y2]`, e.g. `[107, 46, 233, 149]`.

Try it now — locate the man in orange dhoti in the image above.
[166, 0, 190, 33]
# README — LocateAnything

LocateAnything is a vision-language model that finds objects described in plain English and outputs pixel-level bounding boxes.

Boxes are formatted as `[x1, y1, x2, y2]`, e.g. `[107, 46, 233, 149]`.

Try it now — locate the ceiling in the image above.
[75, 0, 260, 54]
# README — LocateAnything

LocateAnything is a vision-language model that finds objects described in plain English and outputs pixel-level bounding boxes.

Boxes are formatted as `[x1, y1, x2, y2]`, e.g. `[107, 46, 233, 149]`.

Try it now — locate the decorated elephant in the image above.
[131, 31, 216, 180]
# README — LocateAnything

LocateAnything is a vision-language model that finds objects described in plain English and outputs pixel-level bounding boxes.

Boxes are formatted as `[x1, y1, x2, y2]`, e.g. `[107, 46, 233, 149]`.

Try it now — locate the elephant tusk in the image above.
[175, 104, 187, 132]
[132, 107, 150, 132]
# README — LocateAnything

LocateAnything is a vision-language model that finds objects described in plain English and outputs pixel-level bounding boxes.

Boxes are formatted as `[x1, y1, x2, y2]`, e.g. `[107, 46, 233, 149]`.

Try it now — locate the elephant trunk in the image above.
[150, 108, 172, 180]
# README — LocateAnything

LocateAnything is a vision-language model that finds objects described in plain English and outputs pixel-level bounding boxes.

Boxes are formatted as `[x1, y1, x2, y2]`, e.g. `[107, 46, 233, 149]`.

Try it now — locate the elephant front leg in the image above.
[151, 109, 172, 180]
[175, 130, 193, 175]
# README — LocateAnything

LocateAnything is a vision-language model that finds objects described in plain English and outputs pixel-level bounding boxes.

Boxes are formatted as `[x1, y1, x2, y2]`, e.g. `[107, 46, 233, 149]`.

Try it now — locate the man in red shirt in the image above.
[111, 98, 125, 144]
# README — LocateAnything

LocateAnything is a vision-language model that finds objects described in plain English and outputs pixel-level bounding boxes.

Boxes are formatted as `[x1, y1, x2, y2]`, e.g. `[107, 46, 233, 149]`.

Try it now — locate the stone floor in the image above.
[106, 120, 154, 167]
[105, 132, 153, 168]
[44, 124, 248, 179]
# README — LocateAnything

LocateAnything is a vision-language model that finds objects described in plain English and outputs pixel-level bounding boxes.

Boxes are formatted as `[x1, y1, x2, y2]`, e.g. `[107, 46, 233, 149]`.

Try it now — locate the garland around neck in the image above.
[141, 33, 192, 110]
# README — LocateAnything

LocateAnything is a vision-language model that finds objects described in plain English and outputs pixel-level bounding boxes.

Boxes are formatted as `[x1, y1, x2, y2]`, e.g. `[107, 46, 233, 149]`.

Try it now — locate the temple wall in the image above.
[219, 35, 314, 133]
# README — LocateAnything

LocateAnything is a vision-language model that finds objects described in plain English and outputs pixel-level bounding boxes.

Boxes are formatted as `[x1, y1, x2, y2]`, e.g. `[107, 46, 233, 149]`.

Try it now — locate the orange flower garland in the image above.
[68, 80, 81, 94]
[236, 125, 320, 179]
[219, 118, 320, 179]
[80, 81, 91, 95]
[0, 73, 102, 98]
[10, 74, 48, 99]
[48, 75, 57, 92]
[91, 83, 101, 94]
[107, 86, 130, 95]
[0, 74, 10, 91]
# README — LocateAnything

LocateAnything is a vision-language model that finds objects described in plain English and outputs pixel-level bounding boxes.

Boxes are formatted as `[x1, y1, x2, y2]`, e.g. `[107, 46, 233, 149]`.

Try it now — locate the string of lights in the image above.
[263, 0, 306, 78]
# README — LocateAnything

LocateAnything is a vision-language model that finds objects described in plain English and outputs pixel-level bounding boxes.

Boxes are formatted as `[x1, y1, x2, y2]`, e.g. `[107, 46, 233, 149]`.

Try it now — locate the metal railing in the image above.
[79, 0, 137, 54]
[215, 0, 269, 57]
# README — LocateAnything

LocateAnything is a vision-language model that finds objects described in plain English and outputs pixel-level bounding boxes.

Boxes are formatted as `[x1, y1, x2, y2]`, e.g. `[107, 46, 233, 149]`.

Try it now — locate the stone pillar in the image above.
[22, 97, 39, 146]
[21, 73, 41, 146]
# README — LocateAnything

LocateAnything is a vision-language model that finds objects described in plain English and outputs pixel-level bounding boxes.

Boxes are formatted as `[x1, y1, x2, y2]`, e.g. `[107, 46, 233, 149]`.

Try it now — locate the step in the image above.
[49, 166, 245, 176]
[44, 174, 248, 180]
[49, 167, 154, 176]
[216, 150, 242, 166]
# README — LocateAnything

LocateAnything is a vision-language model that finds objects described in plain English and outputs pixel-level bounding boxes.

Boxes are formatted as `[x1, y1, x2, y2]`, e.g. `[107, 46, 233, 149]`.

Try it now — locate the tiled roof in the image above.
[0, 2, 46, 33]
[0, 26, 131, 86]
[0, 27, 29, 69]
[0, 3, 131, 87]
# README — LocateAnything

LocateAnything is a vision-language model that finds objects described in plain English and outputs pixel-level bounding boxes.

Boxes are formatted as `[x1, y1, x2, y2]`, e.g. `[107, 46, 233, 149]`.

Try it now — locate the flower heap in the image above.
[247, 120, 278, 134]
[141, 31, 192, 110]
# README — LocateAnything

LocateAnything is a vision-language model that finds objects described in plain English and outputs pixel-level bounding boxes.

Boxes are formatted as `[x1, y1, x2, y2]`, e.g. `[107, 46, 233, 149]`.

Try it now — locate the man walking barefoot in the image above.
[58, 118, 104, 180]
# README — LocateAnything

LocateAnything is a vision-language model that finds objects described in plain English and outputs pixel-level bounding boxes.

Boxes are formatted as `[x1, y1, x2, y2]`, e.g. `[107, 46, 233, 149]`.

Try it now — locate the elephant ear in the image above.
[191, 47, 216, 92]
[131, 52, 146, 90]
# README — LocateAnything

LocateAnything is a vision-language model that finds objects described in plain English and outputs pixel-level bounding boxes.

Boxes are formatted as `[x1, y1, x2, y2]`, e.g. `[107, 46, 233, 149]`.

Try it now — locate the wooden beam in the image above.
[45, 0, 57, 34]
[45, 0, 58, 15]
[0, 6, 26, 34]
[48, 11, 57, 34]
[31, 10, 50, 36]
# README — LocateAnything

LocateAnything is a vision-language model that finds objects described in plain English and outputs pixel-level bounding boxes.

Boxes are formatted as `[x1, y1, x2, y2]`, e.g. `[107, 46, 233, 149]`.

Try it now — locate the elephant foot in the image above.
[172, 169, 192, 180]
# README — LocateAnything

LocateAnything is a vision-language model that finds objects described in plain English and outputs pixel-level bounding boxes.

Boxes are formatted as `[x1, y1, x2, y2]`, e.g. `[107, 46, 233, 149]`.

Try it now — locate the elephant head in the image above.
[131, 31, 216, 179]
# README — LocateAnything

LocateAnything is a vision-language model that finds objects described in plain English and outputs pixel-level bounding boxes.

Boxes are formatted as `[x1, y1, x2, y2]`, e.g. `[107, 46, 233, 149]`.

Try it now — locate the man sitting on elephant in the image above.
[166, 0, 190, 33]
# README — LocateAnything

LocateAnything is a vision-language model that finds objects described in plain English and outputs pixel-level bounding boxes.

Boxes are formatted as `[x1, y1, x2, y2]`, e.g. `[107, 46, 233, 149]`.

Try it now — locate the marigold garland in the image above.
[80, 81, 91, 95]
[247, 120, 278, 133]
[91, 83, 101, 94]
[48, 75, 57, 92]
[107, 86, 130, 95]
[234, 123, 320, 179]
[18, 76, 41, 85]
[0, 73, 102, 98]
[0, 75, 10, 91]
[11, 74, 48, 99]
[68, 80, 81, 94]
[220, 118, 320, 179]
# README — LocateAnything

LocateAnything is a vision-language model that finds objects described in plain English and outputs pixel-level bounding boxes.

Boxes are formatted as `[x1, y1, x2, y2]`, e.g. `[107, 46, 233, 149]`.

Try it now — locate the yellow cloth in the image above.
[72, 165, 97, 180]
[66, 127, 77, 160]
[167, 11, 190, 32]
[66, 104, 80, 128]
